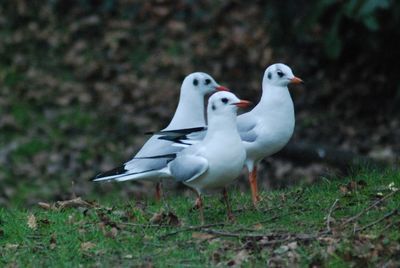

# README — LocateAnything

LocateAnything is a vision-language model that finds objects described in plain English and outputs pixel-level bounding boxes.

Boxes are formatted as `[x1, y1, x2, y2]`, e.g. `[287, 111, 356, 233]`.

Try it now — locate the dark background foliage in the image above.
[1, 0, 399, 206]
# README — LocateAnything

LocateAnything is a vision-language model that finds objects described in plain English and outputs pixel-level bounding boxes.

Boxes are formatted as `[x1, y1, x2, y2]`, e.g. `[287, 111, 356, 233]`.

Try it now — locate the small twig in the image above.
[232, 206, 257, 213]
[117, 222, 170, 228]
[342, 190, 399, 226]
[380, 219, 400, 233]
[355, 209, 398, 233]
[202, 228, 266, 238]
[159, 223, 225, 239]
[326, 199, 339, 232]
[201, 229, 317, 242]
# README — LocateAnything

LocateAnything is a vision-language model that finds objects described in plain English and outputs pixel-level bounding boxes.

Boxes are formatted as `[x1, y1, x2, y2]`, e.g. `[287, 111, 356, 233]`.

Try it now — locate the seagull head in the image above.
[182, 72, 229, 97]
[207, 91, 251, 116]
[263, 63, 303, 87]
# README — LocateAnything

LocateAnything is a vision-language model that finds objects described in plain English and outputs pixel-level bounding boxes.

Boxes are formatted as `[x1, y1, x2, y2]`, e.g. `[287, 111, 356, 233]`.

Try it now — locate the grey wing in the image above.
[169, 155, 208, 182]
[237, 113, 258, 143]
[124, 135, 183, 172]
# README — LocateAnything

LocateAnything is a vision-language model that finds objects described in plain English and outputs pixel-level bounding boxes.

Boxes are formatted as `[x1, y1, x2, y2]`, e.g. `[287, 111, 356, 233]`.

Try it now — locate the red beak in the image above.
[233, 100, 252, 108]
[290, 76, 304, 84]
[215, 85, 230, 91]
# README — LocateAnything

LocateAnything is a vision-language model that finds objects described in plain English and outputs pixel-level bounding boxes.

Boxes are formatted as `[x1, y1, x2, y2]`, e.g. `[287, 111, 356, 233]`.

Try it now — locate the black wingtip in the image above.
[158, 135, 191, 145]
[92, 165, 127, 181]
[134, 153, 177, 160]
[159, 127, 206, 135]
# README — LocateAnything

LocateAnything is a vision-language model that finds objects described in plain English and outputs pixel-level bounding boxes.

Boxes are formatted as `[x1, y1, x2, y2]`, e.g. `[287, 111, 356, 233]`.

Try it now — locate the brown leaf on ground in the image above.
[81, 242, 96, 251]
[340, 185, 349, 195]
[192, 232, 215, 241]
[38, 202, 52, 210]
[105, 227, 118, 239]
[211, 250, 222, 264]
[340, 180, 367, 195]
[96, 211, 119, 229]
[27, 214, 37, 230]
[38, 197, 97, 211]
[49, 234, 57, 250]
[226, 249, 249, 267]
[149, 210, 180, 226]
[166, 212, 180, 226]
[253, 223, 263, 230]
[39, 219, 50, 225]
[56, 197, 96, 209]
[5, 244, 19, 250]
[149, 211, 164, 224]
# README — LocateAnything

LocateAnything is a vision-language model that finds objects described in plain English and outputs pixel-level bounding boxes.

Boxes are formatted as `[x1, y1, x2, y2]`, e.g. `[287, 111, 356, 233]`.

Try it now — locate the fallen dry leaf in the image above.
[49, 234, 57, 250]
[166, 212, 180, 226]
[149, 210, 180, 226]
[340, 185, 349, 195]
[38, 202, 52, 210]
[211, 250, 222, 264]
[274, 245, 289, 254]
[39, 219, 50, 225]
[27, 214, 37, 230]
[105, 227, 118, 239]
[5, 244, 19, 250]
[192, 232, 215, 241]
[252, 223, 263, 230]
[226, 249, 249, 267]
[388, 182, 398, 192]
[81, 242, 96, 251]
[287, 241, 298, 250]
[56, 197, 95, 209]
[149, 211, 164, 224]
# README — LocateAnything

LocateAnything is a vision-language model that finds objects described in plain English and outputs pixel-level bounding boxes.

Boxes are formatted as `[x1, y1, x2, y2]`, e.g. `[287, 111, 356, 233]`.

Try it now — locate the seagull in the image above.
[156, 63, 303, 206]
[160, 91, 250, 223]
[237, 63, 303, 205]
[93, 72, 229, 201]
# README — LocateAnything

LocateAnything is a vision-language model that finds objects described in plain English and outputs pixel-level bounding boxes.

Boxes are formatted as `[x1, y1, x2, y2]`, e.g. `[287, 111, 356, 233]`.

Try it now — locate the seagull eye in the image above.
[205, 78, 211, 85]
[193, 79, 199, 86]
[221, 98, 228, 104]
[277, 70, 284, 78]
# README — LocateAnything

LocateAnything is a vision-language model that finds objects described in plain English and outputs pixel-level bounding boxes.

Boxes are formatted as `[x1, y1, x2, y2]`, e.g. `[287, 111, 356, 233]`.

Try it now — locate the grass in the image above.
[1, 168, 400, 267]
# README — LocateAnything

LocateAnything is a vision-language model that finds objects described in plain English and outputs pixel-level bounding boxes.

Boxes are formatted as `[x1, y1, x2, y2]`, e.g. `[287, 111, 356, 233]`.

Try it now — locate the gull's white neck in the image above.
[253, 83, 294, 117]
[205, 112, 238, 141]
[165, 89, 205, 130]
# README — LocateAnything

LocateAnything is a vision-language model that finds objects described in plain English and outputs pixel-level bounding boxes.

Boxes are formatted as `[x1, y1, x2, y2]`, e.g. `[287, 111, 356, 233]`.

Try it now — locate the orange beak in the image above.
[215, 85, 230, 91]
[233, 100, 252, 108]
[290, 76, 304, 84]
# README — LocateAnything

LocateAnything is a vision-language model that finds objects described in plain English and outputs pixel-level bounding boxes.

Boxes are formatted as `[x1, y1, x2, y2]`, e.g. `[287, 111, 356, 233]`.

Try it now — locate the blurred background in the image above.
[1, 0, 399, 207]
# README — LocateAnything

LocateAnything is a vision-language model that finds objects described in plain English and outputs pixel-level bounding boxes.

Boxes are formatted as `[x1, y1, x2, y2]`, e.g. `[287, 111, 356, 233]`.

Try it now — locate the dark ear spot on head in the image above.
[221, 98, 228, 104]
[211, 104, 216, 111]
[193, 79, 199, 86]
[205, 78, 211, 85]
[267, 72, 272, 79]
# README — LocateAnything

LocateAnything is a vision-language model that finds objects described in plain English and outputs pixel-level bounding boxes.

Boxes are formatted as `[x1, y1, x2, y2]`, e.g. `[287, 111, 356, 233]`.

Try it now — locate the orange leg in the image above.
[222, 188, 235, 222]
[155, 182, 162, 202]
[248, 166, 260, 206]
[194, 191, 204, 224]
[194, 197, 202, 209]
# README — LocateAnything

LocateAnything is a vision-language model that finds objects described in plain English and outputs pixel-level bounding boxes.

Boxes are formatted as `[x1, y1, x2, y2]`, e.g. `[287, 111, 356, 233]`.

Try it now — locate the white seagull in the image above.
[93, 72, 229, 201]
[157, 63, 303, 206]
[161, 91, 250, 223]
